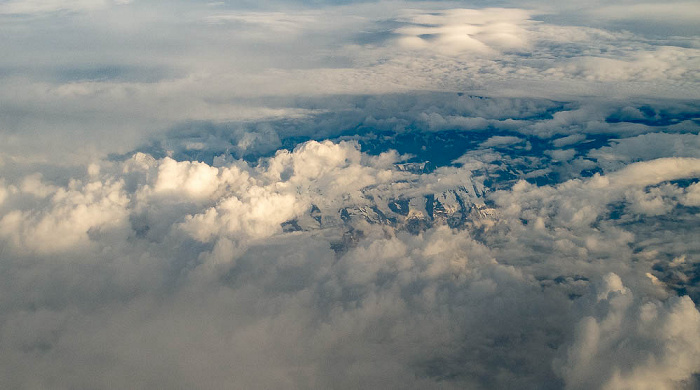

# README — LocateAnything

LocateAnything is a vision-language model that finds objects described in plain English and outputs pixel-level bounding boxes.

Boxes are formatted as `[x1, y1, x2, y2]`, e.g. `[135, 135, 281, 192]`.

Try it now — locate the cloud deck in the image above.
[0, 1, 699, 389]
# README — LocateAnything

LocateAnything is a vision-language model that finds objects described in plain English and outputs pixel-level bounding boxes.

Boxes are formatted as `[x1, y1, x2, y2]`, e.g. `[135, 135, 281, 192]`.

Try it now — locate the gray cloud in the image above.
[1, 134, 699, 388]
[1, 1, 698, 165]
[1, 1, 699, 388]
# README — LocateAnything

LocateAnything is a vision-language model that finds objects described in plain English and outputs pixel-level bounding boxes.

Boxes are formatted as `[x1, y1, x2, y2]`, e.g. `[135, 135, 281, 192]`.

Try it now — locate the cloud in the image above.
[0, 0, 114, 15]
[0, 174, 129, 254]
[394, 8, 533, 56]
[589, 2, 700, 24]
[1, 1, 699, 166]
[608, 158, 700, 188]
[589, 132, 700, 171]
[682, 182, 700, 207]
[551, 46, 700, 82]
[0, 132, 698, 388]
[555, 274, 700, 390]
[481, 135, 524, 148]
[1, 1, 699, 388]
[203, 11, 319, 34]
[0, 180, 8, 206]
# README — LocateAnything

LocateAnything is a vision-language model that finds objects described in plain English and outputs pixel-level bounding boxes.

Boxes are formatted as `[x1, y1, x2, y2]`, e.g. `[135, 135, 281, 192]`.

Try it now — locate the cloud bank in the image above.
[0, 0, 699, 389]
[1, 137, 699, 389]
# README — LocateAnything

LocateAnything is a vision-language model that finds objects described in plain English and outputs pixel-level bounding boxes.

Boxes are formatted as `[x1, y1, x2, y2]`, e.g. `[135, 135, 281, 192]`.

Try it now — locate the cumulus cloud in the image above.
[0, 133, 699, 388]
[555, 275, 700, 390]
[1, 0, 699, 388]
[0, 174, 129, 254]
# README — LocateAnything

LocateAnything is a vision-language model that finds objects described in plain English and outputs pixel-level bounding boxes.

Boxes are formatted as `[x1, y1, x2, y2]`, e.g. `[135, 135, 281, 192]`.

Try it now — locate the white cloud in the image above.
[0, 180, 10, 207]
[681, 182, 700, 207]
[151, 157, 244, 201]
[589, 2, 700, 24]
[2, 2, 699, 165]
[590, 133, 700, 172]
[555, 274, 700, 390]
[0, 0, 111, 15]
[0, 137, 697, 388]
[608, 158, 700, 188]
[203, 11, 319, 35]
[20, 173, 58, 198]
[552, 134, 586, 148]
[481, 135, 524, 148]
[546, 148, 576, 162]
[0, 177, 129, 254]
[552, 46, 700, 82]
[1, 1, 699, 388]
[395, 8, 533, 55]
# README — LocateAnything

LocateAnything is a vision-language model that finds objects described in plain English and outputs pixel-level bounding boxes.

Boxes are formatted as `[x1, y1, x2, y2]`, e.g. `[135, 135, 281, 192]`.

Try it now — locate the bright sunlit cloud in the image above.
[0, 0, 699, 389]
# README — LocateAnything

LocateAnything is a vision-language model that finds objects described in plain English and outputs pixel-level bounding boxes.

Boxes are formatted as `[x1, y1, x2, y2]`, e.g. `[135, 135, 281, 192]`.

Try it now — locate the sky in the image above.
[0, 0, 699, 389]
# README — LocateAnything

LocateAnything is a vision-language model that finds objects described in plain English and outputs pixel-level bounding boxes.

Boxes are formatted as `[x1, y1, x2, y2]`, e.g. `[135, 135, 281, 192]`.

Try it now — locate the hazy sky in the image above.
[0, 1, 699, 389]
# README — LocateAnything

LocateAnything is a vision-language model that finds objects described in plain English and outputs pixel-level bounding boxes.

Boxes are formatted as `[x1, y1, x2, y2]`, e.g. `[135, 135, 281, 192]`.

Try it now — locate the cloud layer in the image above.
[1, 134, 699, 389]
[1, 0, 699, 389]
